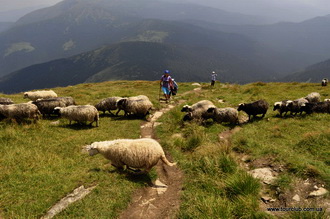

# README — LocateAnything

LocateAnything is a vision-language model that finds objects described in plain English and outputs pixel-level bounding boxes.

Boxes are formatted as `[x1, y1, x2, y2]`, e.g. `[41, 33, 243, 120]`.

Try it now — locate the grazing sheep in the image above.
[273, 100, 291, 117]
[116, 95, 153, 117]
[0, 103, 41, 121]
[301, 102, 330, 114]
[85, 138, 176, 173]
[95, 96, 121, 115]
[182, 100, 215, 122]
[0, 98, 14, 105]
[286, 98, 309, 115]
[322, 78, 328, 86]
[33, 98, 67, 117]
[237, 100, 269, 121]
[23, 90, 58, 101]
[325, 99, 330, 102]
[54, 105, 99, 127]
[55, 97, 76, 106]
[207, 107, 239, 124]
[305, 92, 321, 103]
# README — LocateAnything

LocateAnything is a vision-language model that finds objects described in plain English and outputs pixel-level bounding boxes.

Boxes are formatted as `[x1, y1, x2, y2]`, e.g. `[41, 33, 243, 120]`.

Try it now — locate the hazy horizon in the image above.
[1, 0, 330, 23]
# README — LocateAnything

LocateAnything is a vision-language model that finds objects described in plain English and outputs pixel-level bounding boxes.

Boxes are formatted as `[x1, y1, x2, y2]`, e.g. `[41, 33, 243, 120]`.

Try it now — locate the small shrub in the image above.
[225, 171, 260, 199]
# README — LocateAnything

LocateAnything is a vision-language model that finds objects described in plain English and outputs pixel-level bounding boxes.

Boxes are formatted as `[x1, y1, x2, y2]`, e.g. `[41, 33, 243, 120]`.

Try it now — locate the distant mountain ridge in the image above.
[0, 41, 275, 93]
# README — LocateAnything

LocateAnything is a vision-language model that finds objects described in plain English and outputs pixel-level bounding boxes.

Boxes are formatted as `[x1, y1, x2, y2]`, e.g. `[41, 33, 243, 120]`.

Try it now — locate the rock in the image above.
[292, 194, 300, 202]
[50, 120, 60, 126]
[308, 188, 329, 198]
[249, 168, 276, 185]
[192, 83, 201, 86]
[153, 179, 168, 195]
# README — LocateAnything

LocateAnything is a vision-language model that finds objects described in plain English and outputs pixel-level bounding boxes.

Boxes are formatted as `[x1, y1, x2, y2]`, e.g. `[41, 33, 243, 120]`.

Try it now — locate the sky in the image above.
[1, 0, 330, 22]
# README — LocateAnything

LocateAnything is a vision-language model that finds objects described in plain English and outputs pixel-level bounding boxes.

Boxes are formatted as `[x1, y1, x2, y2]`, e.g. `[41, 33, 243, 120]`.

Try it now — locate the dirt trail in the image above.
[119, 101, 185, 219]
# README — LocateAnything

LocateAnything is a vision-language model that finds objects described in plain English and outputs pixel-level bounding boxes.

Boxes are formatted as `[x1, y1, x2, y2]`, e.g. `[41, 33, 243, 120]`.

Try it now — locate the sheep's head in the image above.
[183, 112, 193, 121]
[85, 144, 99, 156]
[273, 102, 281, 111]
[116, 98, 127, 108]
[237, 103, 245, 111]
[181, 105, 192, 112]
[207, 106, 216, 113]
[23, 92, 29, 99]
[53, 107, 62, 116]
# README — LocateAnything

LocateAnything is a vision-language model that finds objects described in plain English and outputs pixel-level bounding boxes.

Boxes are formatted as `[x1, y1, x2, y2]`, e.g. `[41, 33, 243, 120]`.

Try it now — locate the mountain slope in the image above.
[0, 41, 274, 93]
[281, 59, 330, 82]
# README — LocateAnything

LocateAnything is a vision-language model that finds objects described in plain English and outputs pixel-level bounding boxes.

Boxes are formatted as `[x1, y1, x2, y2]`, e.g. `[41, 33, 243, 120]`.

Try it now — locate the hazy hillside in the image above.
[192, 15, 330, 73]
[0, 22, 12, 33]
[281, 59, 330, 82]
[0, 0, 274, 78]
[0, 41, 275, 93]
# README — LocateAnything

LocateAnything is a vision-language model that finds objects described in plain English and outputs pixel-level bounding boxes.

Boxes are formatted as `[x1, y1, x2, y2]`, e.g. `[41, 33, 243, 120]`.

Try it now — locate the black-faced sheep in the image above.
[273, 100, 291, 117]
[206, 107, 238, 124]
[0, 98, 14, 105]
[23, 90, 58, 101]
[0, 103, 41, 121]
[301, 102, 330, 114]
[95, 96, 121, 115]
[286, 98, 308, 115]
[54, 105, 99, 127]
[116, 95, 153, 117]
[85, 138, 176, 173]
[33, 97, 75, 117]
[305, 92, 321, 103]
[182, 100, 215, 122]
[322, 78, 328, 86]
[237, 100, 269, 121]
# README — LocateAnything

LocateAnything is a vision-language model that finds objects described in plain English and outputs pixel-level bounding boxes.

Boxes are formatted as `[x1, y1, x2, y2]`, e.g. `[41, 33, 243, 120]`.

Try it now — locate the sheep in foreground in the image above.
[207, 107, 238, 124]
[182, 100, 215, 122]
[286, 98, 308, 115]
[0, 103, 41, 121]
[273, 100, 291, 117]
[322, 78, 328, 86]
[0, 98, 14, 105]
[85, 138, 176, 173]
[116, 95, 153, 117]
[23, 90, 57, 101]
[301, 102, 330, 114]
[95, 96, 121, 115]
[305, 92, 321, 103]
[33, 97, 75, 117]
[54, 105, 99, 126]
[237, 100, 269, 121]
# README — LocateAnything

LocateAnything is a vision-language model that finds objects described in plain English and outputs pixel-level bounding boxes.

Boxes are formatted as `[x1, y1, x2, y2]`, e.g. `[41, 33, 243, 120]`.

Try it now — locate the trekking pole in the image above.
[158, 85, 161, 101]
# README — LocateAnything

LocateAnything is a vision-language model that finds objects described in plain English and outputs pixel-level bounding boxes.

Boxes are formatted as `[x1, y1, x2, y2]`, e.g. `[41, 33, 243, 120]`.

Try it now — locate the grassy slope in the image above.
[0, 81, 329, 218]
[157, 82, 329, 218]
[0, 81, 194, 218]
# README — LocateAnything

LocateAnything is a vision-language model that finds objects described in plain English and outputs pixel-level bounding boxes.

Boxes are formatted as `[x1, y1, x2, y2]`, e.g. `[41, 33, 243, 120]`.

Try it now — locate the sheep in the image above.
[286, 98, 309, 115]
[206, 107, 239, 124]
[54, 105, 99, 127]
[325, 99, 330, 102]
[116, 95, 153, 117]
[181, 100, 215, 122]
[237, 99, 269, 121]
[85, 138, 176, 173]
[95, 96, 121, 115]
[23, 90, 58, 101]
[273, 100, 291, 117]
[305, 92, 321, 103]
[321, 78, 328, 86]
[301, 101, 330, 114]
[55, 97, 76, 106]
[0, 103, 41, 121]
[0, 98, 14, 105]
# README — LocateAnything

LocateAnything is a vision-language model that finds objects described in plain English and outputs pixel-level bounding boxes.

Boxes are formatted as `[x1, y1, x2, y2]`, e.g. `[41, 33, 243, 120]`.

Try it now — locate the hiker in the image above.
[160, 70, 173, 102]
[170, 78, 178, 96]
[211, 71, 217, 86]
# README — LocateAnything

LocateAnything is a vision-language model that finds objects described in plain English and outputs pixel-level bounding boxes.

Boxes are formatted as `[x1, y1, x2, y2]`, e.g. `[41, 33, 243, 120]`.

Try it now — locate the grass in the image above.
[1, 81, 329, 218]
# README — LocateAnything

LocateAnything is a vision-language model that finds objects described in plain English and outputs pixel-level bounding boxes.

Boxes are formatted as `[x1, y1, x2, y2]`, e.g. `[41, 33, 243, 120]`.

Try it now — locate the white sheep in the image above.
[207, 107, 239, 124]
[0, 98, 14, 105]
[85, 138, 176, 173]
[54, 105, 99, 127]
[23, 90, 58, 101]
[0, 103, 41, 121]
[305, 92, 321, 103]
[95, 96, 121, 115]
[116, 95, 153, 117]
[182, 100, 215, 121]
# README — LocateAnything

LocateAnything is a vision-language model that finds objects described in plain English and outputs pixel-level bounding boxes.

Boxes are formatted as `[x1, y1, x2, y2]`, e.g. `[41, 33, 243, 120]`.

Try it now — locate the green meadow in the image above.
[0, 81, 329, 218]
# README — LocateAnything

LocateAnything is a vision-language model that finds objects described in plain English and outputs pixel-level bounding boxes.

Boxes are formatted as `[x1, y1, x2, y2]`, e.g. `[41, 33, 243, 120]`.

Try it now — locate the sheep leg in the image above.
[115, 109, 121, 116]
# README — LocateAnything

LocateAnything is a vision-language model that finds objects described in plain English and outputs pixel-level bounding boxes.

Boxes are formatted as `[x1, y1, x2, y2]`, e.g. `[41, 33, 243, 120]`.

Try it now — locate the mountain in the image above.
[0, 22, 12, 33]
[190, 14, 330, 74]
[0, 0, 277, 78]
[0, 6, 48, 22]
[281, 59, 330, 82]
[0, 41, 275, 94]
